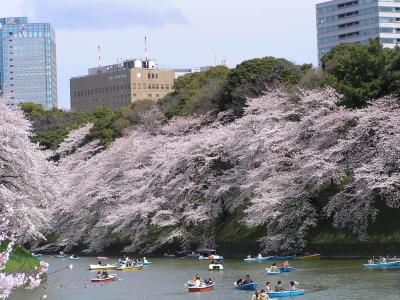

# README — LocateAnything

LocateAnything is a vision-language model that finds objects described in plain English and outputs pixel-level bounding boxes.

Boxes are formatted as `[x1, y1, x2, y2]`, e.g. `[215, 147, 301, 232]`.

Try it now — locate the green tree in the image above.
[321, 38, 388, 108]
[219, 57, 311, 115]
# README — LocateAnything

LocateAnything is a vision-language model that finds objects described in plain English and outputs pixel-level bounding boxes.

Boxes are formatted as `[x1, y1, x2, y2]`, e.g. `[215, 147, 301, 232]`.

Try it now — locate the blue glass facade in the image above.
[0, 17, 57, 109]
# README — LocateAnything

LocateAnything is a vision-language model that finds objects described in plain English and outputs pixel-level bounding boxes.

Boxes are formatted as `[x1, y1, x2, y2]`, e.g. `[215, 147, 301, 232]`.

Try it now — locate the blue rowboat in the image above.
[234, 283, 257, 290]
[363, 261, 400, 268]
[185, 254, 201, 259]
[266, 270, 281, 275]
[279, 267, 296, 272]
[32, 253, 43, 258]
[267, 290, 304, 298]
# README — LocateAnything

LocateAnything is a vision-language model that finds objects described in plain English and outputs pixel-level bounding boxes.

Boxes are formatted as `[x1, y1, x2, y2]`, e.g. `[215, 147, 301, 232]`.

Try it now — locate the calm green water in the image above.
[9, 256, 400, 300]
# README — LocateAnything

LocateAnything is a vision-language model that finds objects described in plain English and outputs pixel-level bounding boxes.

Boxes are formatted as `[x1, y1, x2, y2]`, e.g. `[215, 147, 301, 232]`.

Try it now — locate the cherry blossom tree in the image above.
[49, 89, 400, 254]
[0, 99, 56, 242]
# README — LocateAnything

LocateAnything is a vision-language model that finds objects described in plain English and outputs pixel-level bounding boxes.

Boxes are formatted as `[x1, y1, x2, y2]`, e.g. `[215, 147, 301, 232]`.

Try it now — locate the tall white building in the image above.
[316, 0, 400, 60]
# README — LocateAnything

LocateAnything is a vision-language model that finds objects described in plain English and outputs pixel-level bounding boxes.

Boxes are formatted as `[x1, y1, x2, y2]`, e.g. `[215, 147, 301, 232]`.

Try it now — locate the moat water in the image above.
[9, 256, 400, 299]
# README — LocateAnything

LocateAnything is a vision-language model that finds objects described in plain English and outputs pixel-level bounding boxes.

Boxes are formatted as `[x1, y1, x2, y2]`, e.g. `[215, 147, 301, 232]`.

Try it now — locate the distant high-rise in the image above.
[0, 17, 57, 109]
[317, 0, 400, 61]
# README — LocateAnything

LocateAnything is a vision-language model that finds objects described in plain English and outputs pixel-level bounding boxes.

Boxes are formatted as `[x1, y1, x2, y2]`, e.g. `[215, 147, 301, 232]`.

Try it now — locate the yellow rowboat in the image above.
[115, 265, 143, 271]
[88, 264, 118, 270]
[297, 254, 320, 260]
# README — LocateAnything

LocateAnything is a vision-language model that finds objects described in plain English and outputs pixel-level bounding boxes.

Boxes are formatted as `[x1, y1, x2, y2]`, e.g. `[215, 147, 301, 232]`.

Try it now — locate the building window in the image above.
[166, 84, 169, 90]
[161, 84, 164, 90]
[152, 84, 156, 89]
[156, 84, 159, 89]
[156, 74, 159, 79]
[148, 73, 151, 79]
[138, 83, 141, 89]
[151, 74, 155, 79]
[148, 84, 152, 89]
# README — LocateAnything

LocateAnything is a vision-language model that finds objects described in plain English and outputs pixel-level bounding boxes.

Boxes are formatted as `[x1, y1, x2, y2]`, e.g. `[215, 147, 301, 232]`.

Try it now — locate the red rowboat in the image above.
[188, 283, 215, 292]
[96, 256, 110, 261]
[91, 274, 117, 283]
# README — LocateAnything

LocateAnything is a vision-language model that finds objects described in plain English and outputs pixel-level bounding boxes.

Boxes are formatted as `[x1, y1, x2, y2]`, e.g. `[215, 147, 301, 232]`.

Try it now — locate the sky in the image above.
[2, 0, 320, 109]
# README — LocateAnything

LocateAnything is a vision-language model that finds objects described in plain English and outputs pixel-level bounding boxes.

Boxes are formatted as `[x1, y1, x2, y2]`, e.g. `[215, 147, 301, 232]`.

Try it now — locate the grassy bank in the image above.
[0, 240, 40, 273]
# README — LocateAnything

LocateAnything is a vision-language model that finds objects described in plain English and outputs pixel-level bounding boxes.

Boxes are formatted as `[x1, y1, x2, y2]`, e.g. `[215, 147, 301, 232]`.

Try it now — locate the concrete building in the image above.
[316, 0, 400, 60]
[70, 59, 175, 112]
[0, 17, 57, 109]
[173, 66, 212, 79]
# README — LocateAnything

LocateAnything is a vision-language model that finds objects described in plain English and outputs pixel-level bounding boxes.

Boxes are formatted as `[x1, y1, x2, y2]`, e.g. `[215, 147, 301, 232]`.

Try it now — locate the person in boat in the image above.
[97, 260, 102, 265]
[143, 257, 148, 264]
[257, 253, 262, 259]
[380, 257, 387, 263]
[275, 280, 285, 292]
[265, 281, 272, 292]
[102, 271, 109, 278]
[195, 275, 201, 287]
[281, 261, 289, 267]
[205, 277, 213, 285]
[96, 271, 102, 279]
[251, 290, 261, 300]
[289, 281, 298, 291]
[247, 254, 251, 259]
[211, 260, 215, 265]
[236, 278, 243, 286]
[270, 263, 279, 272]
[243, 274, 253, 285]
[260, 289, 270, 300]
[368, 259, 374, 264]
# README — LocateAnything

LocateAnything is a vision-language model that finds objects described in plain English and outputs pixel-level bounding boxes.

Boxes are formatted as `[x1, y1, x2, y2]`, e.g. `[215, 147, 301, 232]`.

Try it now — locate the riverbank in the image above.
[0, 241, 40, 273]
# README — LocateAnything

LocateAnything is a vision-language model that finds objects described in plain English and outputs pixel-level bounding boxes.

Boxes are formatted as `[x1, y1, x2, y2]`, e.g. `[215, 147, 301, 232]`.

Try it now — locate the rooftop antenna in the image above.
[144, 35, 148, 61]
[98, 44, 101, 67]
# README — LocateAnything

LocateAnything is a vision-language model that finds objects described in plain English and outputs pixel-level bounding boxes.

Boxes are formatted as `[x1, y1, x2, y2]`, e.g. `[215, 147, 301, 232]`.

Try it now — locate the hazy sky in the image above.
[3, 0, 320, 109]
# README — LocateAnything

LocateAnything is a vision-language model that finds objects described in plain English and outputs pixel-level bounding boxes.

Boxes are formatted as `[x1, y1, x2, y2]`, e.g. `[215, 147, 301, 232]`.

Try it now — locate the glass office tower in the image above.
[0, 17, 57, 109]
[317, 0, 400, 61]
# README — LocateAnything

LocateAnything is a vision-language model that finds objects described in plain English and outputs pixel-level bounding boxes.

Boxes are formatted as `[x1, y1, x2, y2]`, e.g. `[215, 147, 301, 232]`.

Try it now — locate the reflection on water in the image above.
[9, 256, 400, 300]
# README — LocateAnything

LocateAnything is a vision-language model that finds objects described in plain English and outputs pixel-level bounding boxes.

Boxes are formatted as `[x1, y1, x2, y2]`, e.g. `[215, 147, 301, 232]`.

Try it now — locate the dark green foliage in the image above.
[321, 38, 400, 108]
[20, 102, 92, 150]
[220, 57, 312, 115]
[159, 58, 311, 118]
[159, 66, 230, 118]
[21, 99, 159, 150]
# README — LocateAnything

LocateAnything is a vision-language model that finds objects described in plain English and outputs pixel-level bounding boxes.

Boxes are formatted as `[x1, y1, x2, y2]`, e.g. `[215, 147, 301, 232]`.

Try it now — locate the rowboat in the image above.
[163, 253, 176, 258]
[185, 254, 201, 259]
[91, 274, 117, 283]
[188, 283, 215, 292]
[297, 254, 320, 260]
[266, 269, 281, 275]
[116, 264, 143, 271]
[69, 255, 79, 260]
[279, 267, 296, 272]
[363, 261, 400, 268]
[96, 256, 110, 261]
[267, 290, 304, 297]
[234, 282, 257, 290]
[208, 255, 224, 260]
[243, 256, 274, 262]
[32, 253, 43, 258]
[208, 263, 223, 270]
[88, 264, 117, 271]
